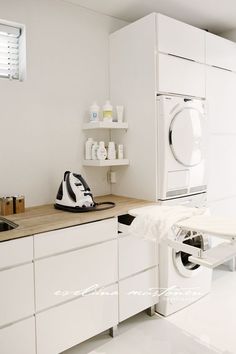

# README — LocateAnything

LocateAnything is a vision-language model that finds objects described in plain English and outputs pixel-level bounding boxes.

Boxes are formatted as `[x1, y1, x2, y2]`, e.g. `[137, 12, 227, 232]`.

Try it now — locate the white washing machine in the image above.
[157, 95, 207, 201]
[156, 193, 212, 317]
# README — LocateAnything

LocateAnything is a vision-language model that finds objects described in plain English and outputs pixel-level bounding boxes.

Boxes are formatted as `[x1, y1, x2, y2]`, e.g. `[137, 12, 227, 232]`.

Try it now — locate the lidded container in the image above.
[102, 101, 113, 122]
[97, 141, 107, 160]
[85, 138, 93, 160]
[89, 102, 100, 122]
[108, 142, 116, 160]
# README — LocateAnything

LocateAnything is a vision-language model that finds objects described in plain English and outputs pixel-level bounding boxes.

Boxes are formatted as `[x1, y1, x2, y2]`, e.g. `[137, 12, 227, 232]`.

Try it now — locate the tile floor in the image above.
[64, 265, 236, 354]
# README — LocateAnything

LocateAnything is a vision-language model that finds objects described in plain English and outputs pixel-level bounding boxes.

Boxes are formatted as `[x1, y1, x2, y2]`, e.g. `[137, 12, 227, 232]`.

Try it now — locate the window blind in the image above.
[0, 24, 21, 80]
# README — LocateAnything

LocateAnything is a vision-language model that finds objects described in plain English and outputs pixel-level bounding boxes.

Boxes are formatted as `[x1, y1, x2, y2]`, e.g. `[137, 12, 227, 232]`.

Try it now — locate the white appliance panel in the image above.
[157, 95, 207, 201]
[170, 108, 206, 167]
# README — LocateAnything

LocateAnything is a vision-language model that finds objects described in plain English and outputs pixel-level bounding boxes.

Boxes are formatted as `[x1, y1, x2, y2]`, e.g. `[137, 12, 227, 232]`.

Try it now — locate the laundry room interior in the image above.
[1, 1, 236, 354]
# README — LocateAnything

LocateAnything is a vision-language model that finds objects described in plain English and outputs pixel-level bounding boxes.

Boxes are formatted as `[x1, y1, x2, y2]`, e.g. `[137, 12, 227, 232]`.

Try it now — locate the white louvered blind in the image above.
[0, 24, 21, 80]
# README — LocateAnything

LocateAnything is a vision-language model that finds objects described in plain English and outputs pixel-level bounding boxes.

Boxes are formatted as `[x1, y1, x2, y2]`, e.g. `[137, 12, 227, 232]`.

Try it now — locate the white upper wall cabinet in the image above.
[206, 32, 236, 71]
[158, 53, 205, 98]
[157, 14, 205, 63]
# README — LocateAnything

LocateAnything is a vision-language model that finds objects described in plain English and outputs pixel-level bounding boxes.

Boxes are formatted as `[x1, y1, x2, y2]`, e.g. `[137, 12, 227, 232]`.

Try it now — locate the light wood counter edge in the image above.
[0, 195, 156, 242]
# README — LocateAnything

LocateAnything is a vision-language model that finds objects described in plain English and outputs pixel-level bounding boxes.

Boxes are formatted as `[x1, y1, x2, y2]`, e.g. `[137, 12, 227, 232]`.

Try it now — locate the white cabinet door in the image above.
[34, 218, 117, 258]
[35, 240, 118, 311]
[119, 268, 158, 322]
[158, 53, 205, 97]
[0, 236, 33, 270]
[157, 14, 205, 63]
[206, 66, 236, 202]
[206, 66, 236, 134]
[0, 317, 36, 354]
[0, 264, 34, 327]
[119, 235, 157, 279]
[206, 32, 236, 71]
[36, 284, 118, 354]
[208, 135, 236, 202]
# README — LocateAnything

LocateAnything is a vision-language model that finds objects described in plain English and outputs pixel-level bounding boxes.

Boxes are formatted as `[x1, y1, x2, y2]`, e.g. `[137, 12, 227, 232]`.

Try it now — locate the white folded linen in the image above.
[128, 205, 208, 241]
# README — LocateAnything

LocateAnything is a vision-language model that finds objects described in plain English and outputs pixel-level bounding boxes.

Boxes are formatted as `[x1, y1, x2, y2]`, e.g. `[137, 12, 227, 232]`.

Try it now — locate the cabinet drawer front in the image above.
[206, 32, 236, 71]
[158, 53, 205, 98]
[35, 240, 118, 311]
[0, 237, 33, 270]
[119, 235, 157, 279]
[0, 317, 36, 354]
[119, 268, 158, 322]
[34, 218, 117, 258]
[36, 284, 118, 354]
[0, 264, 34, 327]
[157, 14, 205, 63]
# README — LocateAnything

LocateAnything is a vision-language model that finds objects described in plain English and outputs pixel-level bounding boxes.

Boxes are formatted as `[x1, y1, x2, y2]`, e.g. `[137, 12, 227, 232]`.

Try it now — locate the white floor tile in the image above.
[63, 267, 235, 354]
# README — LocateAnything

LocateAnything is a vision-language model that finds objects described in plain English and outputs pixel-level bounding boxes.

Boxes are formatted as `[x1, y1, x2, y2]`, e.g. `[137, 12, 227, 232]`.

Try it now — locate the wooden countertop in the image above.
[0, 195, 156, 242]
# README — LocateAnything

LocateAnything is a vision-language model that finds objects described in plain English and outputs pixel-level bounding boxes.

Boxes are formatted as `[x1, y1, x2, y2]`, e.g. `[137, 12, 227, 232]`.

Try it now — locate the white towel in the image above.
[128, 205, 208, 241]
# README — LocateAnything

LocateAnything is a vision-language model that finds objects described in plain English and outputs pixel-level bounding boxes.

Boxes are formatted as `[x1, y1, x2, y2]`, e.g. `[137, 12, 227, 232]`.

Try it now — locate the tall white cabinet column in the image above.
[206, 32, 236, 217]
[109, 13, 206, 201]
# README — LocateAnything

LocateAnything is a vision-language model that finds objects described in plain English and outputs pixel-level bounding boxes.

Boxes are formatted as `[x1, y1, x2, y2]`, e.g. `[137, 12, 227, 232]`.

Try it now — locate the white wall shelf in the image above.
[83, 159, 129, 167]
[83, 122, 128, 130]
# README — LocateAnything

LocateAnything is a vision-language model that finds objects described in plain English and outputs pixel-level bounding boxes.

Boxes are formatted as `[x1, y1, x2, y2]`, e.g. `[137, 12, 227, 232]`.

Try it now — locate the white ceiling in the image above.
[63, 0, 236, 34]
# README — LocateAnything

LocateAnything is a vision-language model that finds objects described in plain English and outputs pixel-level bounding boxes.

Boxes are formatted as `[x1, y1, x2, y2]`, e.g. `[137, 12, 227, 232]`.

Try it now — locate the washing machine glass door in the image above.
[169, 107, 206, 167]
[173, 231, 209, 278]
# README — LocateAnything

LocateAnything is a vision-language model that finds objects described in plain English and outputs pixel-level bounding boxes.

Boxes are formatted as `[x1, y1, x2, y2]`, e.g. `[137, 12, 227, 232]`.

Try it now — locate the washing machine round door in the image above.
[173, 231, 210, 278]
[169, 108, 206, 167]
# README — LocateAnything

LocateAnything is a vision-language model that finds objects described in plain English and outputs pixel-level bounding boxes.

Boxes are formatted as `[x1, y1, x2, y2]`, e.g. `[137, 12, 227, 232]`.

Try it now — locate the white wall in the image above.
[0, 0, 127, 206]
[220, 28, 236, 41]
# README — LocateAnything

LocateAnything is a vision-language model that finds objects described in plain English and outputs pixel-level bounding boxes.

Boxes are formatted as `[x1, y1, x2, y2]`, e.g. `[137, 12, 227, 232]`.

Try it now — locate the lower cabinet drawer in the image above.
[35, 240, 118, 311]
[34, 218, 117, 258]
[0, 317, 36, 354]
[0, 264, 35, 327]
[119, 268, 159, 322]
[119, 235, 157, 279]
[0, 236, 33, 270]
[36, 284, 118, 354]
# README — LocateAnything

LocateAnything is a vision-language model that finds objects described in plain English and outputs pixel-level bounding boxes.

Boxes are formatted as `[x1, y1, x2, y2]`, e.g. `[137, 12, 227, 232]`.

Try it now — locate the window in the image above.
[0, 23, 22, 80]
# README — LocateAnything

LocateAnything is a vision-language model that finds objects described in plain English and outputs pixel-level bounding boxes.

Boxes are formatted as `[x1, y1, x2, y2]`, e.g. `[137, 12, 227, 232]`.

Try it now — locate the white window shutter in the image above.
[0, 24, 21, 80]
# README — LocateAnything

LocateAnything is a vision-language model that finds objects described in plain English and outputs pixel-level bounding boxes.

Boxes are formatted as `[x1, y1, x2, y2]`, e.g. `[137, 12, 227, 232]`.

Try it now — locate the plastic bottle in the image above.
[118, 144, 124, 159]
[102, 101, 113, 122]
[108, 142, 116, 160]
[91, 141, 98, 160]
[89, 102, 100, 122]
[85, 138, 93, 160]
[96, 141, 107, 160]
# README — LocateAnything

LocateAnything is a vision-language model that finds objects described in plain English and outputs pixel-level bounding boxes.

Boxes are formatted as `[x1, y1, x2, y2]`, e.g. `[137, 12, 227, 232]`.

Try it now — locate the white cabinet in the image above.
[119, 268, 158, 322]
[34, 218, 117, 258]
[0, 236, 33, 269]
[36, 284, 118, 354]
[119, 235, 157, 279]
[158, 53, 205, 97]
[206, 66, 236, 202]
[0, 264, 34, 327]
[35, 240, 118, 310]
[206, 66, 236, 134]
[34, 217, 119, 354]
[206, 32, 236, 71]
[157, 13, 205, 63]
[118, 218, 159, 322]
[0, 317, 36, 354]
[0, 215, 160, 354]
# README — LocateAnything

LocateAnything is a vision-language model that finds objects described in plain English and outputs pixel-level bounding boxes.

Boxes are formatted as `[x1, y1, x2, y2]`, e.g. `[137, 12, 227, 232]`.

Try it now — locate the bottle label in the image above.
[103, 111, 112, 118]
[90, 112, 98, 122]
